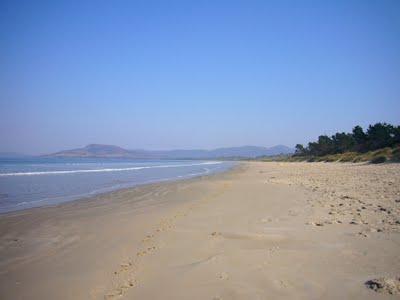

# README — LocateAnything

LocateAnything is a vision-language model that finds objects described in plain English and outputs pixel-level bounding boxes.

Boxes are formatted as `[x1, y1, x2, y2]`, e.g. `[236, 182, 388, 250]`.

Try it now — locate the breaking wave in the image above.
[0, 161, 222, 177]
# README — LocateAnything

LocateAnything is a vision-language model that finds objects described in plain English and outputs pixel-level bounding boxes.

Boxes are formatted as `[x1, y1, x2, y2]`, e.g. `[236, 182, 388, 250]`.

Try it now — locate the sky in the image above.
[1, 0, 399, 154]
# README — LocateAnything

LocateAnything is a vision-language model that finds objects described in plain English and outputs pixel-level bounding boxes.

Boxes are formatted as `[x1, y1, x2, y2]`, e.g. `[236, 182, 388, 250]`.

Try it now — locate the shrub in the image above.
[339, 152, 358, 162]
[352, 156, 363, 162]
[324, 157, 337, 162]
[371, 156, 387, 164]
[391, 147, 400, 162]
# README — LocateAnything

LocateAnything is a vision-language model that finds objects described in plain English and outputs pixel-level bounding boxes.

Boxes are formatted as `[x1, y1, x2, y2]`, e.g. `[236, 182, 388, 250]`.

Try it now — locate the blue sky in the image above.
[1, 0, 399, 154]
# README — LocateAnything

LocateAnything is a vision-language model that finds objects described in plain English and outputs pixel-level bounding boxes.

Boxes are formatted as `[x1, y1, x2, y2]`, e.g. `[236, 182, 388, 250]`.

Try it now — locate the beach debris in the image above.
[365, 277, 400, 295]
[120, 262, 132, 269]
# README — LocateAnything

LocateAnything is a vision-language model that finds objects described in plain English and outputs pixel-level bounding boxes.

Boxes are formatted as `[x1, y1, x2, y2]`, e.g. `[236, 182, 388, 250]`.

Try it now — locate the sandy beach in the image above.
[0, 162, 399, 299]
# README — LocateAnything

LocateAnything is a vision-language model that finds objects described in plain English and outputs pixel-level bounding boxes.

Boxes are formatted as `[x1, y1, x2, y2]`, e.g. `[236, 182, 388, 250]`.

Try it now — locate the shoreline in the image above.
[0, 162, 240, 216]
[0, 162, 399, 299]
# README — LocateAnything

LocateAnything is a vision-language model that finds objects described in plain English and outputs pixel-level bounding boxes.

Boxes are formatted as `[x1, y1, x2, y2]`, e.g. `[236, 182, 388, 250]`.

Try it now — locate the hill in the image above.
[46, 144, 294, 159]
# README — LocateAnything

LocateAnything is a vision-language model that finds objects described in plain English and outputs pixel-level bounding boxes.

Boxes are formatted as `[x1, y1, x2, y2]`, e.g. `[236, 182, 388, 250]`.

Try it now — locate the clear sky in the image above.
[1, 0, 399, 154]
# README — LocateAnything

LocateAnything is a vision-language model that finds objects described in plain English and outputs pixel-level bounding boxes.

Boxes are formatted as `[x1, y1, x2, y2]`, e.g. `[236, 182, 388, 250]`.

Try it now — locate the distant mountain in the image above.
[46, 144, 294, 159]
[49, 144, 132, 157]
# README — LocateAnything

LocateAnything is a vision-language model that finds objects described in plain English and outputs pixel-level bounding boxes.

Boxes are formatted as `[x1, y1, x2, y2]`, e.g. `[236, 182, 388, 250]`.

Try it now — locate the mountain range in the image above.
[46, 144, 294, 159]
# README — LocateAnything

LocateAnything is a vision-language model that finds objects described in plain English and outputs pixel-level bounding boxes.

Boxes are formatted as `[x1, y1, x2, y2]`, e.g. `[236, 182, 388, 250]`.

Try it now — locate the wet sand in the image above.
[0, 162, 399, 299]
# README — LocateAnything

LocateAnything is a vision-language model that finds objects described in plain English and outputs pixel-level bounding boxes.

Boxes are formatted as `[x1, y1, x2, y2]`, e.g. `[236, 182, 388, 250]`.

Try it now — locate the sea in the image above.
[0, 157, 235, 213]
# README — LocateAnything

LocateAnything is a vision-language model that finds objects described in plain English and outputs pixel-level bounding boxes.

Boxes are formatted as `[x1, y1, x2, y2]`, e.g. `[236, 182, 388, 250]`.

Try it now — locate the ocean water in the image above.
[0, 158, 235, 213]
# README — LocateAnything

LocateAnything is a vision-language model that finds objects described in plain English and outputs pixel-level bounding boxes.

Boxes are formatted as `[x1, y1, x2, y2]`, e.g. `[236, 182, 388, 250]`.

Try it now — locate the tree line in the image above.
[294, 123, 400, 157]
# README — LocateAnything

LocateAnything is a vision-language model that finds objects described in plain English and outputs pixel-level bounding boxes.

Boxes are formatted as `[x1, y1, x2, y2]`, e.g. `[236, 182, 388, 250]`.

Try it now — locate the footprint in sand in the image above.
[119, 262, 133, 271]
[211, 231, 222, 237]
[105, 280, 135, 299]
[137, 250, 147, 256]
[104, 290, 123, 299]
[261, 217, 273, 223]
[217, 272, 229, 280]
[142, 234, 154, 242]
[106, 208, 192, 299]
[273, 279, 290, 289]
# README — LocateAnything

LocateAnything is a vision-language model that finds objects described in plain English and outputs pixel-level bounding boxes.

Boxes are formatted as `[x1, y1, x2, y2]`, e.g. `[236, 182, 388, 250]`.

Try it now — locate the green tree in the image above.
[306, 135, 334, 156]
[307, 141, 319, 156]
[317, 135, 335, 156]
[393, 126, 400, 145]
[352, 125, 367, 152]
[294, 144, 306, 156]
[366, 123, 394, 150]
[296, 122, 399, 159]
[332, 132, 355, 153]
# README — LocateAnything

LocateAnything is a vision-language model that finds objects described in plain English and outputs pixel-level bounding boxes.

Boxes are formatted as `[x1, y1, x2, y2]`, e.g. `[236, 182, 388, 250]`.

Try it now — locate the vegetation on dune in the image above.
[290, 123, 400, 164]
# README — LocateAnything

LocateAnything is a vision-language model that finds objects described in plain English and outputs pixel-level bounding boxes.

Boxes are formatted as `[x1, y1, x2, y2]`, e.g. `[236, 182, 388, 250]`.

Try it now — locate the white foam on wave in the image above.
[0, 161, 222, 177]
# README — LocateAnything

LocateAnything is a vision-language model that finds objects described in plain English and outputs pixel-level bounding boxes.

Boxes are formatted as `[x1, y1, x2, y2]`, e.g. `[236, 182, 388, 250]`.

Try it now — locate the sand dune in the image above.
[0, 162, 399, 299]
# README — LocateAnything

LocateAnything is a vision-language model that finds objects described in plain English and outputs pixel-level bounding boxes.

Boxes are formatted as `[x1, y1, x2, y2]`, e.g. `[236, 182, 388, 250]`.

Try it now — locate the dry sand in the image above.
[0, 162, 399, 299]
